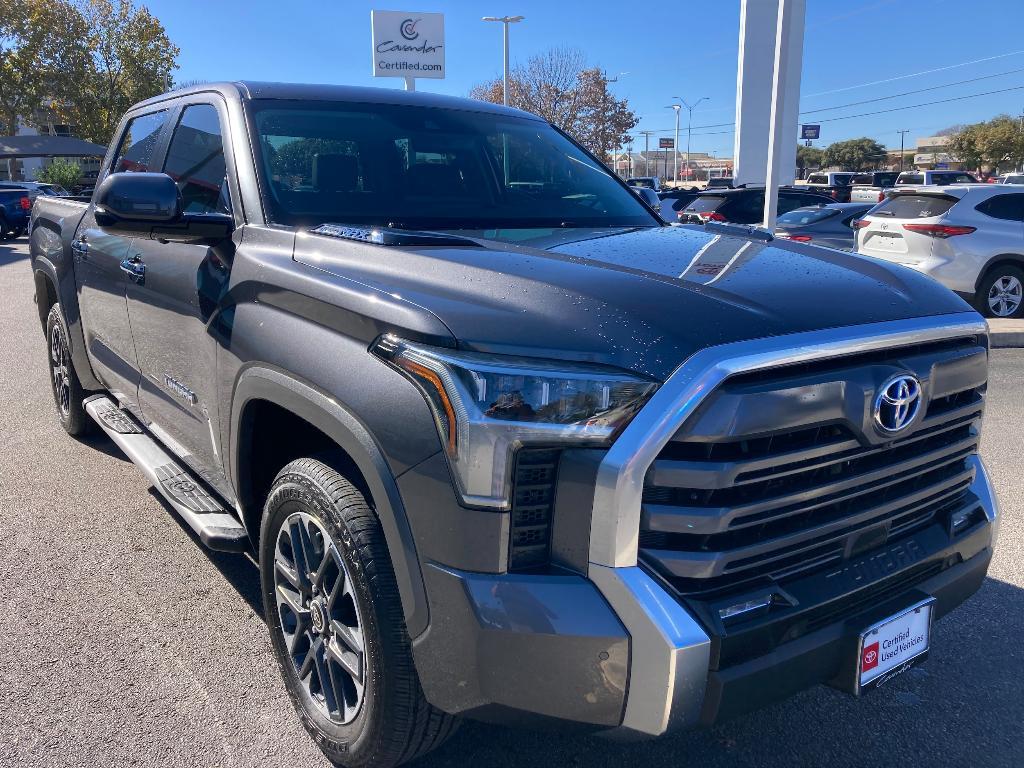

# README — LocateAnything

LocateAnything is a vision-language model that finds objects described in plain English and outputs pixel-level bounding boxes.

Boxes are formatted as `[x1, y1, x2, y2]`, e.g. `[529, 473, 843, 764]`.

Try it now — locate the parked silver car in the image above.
[855, 184, 1024, 317]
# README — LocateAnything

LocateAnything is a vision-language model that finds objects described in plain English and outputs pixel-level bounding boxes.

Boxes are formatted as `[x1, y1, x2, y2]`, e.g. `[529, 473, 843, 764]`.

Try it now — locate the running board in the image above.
[84, 395, 249, 552]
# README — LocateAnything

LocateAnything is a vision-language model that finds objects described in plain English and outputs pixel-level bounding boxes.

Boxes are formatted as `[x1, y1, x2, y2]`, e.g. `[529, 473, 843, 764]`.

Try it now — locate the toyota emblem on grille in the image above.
[874, 374, 922, 433]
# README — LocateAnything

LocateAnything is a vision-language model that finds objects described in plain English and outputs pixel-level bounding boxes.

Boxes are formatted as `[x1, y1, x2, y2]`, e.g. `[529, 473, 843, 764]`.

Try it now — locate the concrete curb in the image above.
[988, 319, 1024, 349]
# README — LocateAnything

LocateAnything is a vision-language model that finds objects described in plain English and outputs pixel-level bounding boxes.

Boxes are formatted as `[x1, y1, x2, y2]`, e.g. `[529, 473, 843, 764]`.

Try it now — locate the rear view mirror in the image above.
[95, 171, 232, 245]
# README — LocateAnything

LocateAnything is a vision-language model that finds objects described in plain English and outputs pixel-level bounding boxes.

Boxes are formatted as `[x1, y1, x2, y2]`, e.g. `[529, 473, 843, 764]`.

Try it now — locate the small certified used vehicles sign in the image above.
[858, 598, 934, 691]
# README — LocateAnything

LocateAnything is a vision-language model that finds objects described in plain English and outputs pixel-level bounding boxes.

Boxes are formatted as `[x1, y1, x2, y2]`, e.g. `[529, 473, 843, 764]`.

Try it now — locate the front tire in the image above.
[260, 458, 457, 768]
[45, 304, 92, 435]
[976, 265, 1024, 318]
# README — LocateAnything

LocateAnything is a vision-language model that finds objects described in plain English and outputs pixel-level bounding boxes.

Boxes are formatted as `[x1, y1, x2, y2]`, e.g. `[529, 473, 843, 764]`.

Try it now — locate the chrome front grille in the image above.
[638, 340, 986, 597]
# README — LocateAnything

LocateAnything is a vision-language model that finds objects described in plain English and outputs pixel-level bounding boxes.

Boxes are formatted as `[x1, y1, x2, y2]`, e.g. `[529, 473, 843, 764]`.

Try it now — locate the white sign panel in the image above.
[371, 10, 445, 80]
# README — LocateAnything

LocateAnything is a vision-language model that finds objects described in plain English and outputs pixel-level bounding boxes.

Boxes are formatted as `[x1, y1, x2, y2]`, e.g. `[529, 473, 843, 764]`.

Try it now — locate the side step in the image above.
[85, 395, 249, 552]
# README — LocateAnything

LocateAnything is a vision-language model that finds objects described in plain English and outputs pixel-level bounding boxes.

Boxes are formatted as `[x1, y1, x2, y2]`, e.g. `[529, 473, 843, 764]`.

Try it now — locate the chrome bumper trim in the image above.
[589, 565, 710, 735]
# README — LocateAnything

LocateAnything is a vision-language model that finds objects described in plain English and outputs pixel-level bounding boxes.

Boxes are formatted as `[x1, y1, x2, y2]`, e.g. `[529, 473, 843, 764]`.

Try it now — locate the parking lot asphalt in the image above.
[1, 237, 1022, 768]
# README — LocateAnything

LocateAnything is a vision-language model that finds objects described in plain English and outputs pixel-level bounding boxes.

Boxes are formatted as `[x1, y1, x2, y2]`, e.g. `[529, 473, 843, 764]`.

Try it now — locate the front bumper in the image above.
[411, 455, 997, 734]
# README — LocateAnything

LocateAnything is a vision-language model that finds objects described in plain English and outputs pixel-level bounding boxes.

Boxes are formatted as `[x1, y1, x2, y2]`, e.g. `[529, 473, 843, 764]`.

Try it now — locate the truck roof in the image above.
[131, 80, 542, 121]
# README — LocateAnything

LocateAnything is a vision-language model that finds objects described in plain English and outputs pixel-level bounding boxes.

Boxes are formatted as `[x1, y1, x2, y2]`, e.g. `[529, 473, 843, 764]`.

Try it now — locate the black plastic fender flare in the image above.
[229, 364, 429, 638]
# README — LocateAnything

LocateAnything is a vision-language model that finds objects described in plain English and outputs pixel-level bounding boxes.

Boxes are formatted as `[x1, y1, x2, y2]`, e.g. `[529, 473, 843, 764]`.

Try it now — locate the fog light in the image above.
[950, 507, 977, 535]
[719, 595, 774, 623]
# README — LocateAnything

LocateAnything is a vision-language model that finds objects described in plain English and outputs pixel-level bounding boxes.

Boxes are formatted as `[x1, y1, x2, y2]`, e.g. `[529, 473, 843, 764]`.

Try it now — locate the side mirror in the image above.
[95, 172, 233, 245]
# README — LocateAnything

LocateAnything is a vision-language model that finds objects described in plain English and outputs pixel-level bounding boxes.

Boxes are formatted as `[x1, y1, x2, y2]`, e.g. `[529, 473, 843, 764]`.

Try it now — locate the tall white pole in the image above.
[763, 0, 802, 231]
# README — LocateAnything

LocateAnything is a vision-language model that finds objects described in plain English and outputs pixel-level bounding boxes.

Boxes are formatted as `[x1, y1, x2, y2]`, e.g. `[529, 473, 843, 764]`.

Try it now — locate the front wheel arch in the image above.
[230, 365, 430, 639]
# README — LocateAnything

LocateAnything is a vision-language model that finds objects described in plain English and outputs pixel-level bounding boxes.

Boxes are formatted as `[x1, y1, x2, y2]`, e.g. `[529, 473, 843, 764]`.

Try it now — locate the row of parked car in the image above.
[624, 173, 1024, 319]
[0, 180, 75, 240]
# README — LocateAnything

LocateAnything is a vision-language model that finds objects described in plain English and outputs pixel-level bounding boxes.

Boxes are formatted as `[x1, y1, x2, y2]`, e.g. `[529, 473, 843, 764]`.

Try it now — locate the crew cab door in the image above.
[124, 100, 237, 496]
[76, 108, 172, 407]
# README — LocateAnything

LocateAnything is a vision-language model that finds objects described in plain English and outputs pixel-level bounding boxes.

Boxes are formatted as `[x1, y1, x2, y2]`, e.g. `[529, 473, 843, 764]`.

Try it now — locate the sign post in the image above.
[371, 11, 445, 91]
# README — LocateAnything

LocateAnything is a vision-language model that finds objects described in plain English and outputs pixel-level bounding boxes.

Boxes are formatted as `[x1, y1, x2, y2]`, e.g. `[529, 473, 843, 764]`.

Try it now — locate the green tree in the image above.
[796, 144, 824, 175]
[947, 115, 1024, 173]
[56, 0, 179, 145]
[37, 159, 81, 188]
[0, 0, 90, 134]
[822, 137, 887, 171]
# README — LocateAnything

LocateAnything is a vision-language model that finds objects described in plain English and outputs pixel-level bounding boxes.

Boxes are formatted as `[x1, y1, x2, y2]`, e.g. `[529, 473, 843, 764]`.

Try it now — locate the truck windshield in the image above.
[248, 99, 655, 230]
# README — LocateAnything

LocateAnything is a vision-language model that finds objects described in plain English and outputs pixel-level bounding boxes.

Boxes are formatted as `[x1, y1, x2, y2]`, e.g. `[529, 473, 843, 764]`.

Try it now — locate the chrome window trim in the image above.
[588, 311, 987, 569]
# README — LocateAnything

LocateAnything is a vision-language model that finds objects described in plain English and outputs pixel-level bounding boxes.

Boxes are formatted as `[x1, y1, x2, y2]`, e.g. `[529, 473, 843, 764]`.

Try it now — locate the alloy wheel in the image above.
[988, 275, 1023, 317]
[49, 322, 71, 418]
[274, 511, 366, 724]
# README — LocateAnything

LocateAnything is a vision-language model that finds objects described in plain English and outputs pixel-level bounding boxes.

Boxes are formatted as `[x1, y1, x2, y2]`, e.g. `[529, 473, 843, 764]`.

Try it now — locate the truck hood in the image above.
[294, 225, 973, 381]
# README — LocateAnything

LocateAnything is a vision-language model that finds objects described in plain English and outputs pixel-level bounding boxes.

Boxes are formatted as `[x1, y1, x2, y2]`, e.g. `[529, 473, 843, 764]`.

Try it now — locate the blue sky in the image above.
[149, 0, 1024, 154]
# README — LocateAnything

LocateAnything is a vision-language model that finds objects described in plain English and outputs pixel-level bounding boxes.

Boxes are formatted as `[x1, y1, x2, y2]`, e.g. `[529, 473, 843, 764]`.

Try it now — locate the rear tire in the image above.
[0, 215, 11, 240]
[45, 304, 92, 436]
[260, 458, 457, 768]
[976, 265, 1024, 319]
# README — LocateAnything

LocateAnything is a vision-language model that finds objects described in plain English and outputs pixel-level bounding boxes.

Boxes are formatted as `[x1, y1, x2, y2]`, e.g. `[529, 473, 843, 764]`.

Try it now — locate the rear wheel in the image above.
[976, 266, 1024, 318]
[0, 214, 11, 240]
[45, 304, 91, 435]
[260, 458, 457, 767]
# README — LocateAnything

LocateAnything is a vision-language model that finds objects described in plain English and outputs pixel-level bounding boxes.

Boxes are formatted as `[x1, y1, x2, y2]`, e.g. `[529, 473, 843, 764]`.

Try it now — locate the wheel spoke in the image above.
[313, 640, 340, 714]
[326, 635, 363, 684]
[298, 636, 320, 679]
[275, 559, 302, 591]
[331, 618, 364, 655]
[288, 521, 314, 589]
[312, 544, 335, 589]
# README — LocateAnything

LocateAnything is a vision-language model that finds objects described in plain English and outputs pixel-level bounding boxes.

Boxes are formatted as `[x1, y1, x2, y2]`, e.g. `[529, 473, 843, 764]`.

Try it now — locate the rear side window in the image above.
[896, 173, 923, 185]
[975, 194, 1024, 222]
[684, 195, 726, 212]
[871, 193, 957, 219]
[163, 104, 230, 215]
[777, 207, 837, 225]
[112, 110, 169, 173]
[807, 174, 827, 184]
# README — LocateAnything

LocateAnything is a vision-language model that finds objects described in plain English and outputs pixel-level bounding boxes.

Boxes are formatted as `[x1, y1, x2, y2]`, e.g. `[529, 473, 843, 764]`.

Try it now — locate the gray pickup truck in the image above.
[29, 82, 999, 767]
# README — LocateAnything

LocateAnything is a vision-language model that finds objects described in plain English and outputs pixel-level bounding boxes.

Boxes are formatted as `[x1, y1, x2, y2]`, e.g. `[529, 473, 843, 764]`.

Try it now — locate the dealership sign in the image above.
[800, 124, 820, 140]
[659, 138, 674, 149]
[371, 11, 445, 80]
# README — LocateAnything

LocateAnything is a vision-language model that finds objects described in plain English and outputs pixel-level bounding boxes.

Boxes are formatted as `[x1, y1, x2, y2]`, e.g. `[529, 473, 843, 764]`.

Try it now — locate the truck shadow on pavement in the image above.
[0, 239, 28, 266]
[413, 574, 1024, 768]
[145, 487, 265, 618]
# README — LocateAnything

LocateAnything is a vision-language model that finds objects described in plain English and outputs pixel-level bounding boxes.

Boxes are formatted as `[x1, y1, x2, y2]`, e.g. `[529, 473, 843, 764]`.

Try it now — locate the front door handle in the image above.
[71, 238, 89, 262]
[119, 256, 146, 283]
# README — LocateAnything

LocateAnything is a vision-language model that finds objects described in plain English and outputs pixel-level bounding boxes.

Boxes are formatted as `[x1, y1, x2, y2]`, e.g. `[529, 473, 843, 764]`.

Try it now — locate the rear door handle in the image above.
[119, 256, 146, 283]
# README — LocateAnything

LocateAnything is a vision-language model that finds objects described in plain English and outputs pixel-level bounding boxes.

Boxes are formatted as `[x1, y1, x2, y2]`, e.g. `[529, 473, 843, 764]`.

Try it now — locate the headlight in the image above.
[372, 336, 659, 508]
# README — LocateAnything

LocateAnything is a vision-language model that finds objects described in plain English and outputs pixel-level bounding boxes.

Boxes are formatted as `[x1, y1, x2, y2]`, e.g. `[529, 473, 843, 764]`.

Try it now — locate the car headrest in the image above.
[313, 153, 359, 192]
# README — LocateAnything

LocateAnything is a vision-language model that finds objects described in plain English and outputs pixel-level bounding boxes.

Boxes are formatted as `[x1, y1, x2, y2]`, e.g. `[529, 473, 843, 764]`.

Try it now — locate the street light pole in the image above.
[666, 104, 681, 184]
[897, 129, 910, 171]
[675, 95, 709, 185]
[482, 15, 525, 106]
[639, 130, 655, 176]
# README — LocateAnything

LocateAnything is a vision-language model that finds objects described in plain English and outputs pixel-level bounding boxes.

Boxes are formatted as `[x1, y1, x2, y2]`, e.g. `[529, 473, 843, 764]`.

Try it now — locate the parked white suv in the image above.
[855, 185, 1024, 318]
[895, 170, 978, 186]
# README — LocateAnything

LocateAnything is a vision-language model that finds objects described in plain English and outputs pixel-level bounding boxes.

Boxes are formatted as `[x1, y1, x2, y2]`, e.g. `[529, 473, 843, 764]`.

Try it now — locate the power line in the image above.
[643, 70, 1024, 135]
[803, 49, 1024, 98]
[799, 66, 1024, 115]
[681, 83, 1024, 139]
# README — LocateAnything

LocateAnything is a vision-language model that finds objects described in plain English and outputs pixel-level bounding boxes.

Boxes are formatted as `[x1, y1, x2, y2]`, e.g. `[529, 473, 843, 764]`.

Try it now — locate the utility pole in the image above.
[600, 71, 627, 169]
[897, 129, 910, 171]
[666, 104, 681, 184]
[639, 130, 655, 176]
[482, 16, 525, 106]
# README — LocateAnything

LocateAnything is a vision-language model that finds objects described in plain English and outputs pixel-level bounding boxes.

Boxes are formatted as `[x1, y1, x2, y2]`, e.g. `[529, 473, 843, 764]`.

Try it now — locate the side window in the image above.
[112, 110, 169, 173]
[777, 195, 805, 215]
[163, 104, 230, 215]
[976, 194, 1024, 222]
